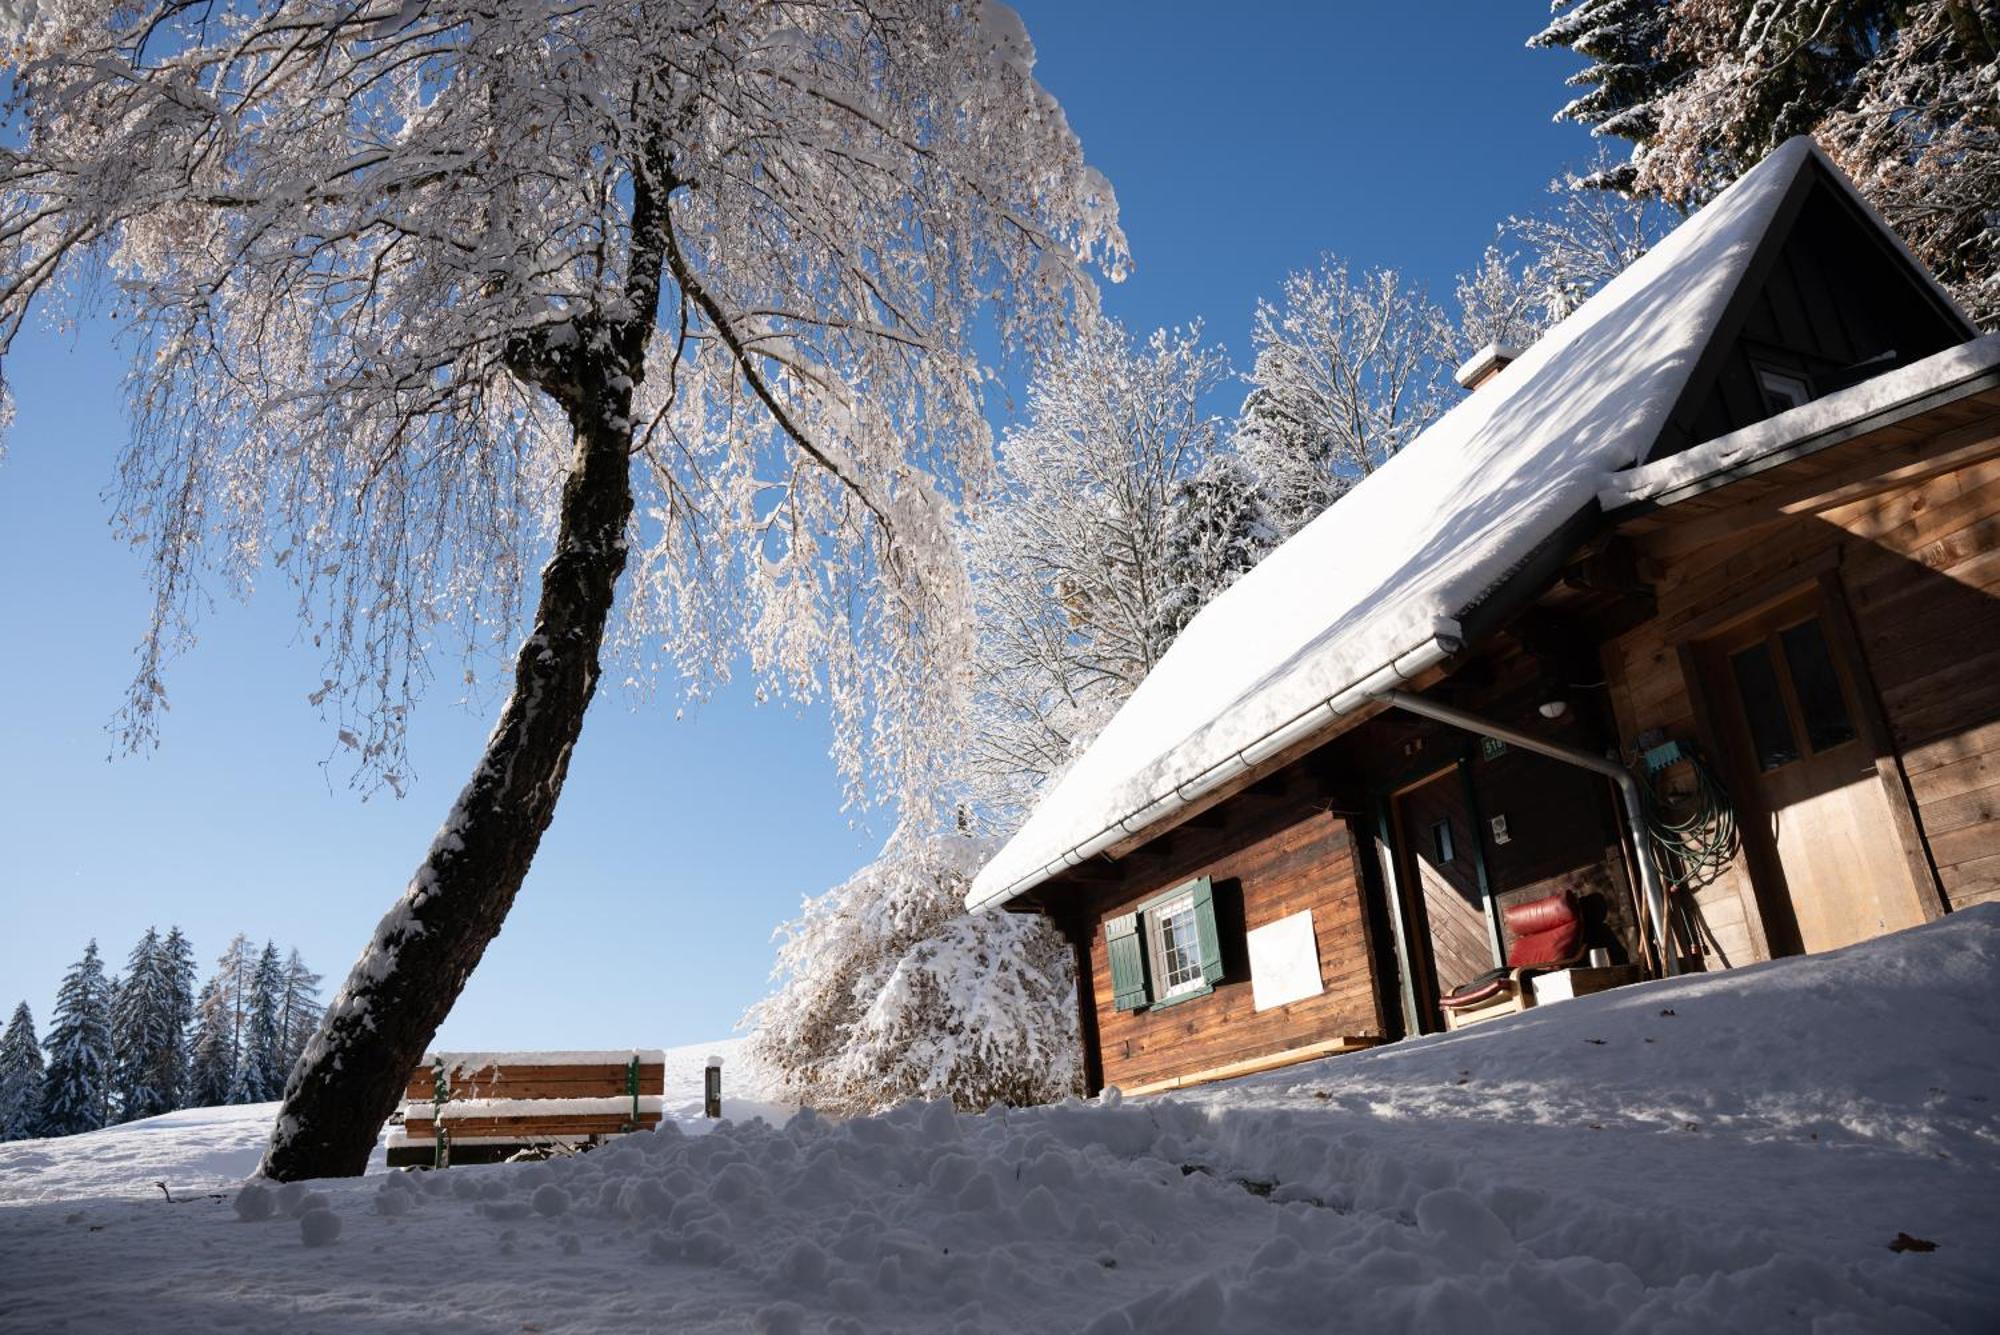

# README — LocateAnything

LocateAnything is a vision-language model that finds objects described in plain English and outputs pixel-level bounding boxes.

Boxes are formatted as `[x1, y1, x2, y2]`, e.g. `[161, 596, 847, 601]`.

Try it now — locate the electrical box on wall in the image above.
[1489, 814, 1512, 845]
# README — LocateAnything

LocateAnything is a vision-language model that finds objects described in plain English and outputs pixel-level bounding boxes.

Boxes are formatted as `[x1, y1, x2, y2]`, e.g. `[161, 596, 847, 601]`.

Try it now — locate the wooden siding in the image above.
[1086, 807, 1385, 1094]
[1604, 449, 2000, 963]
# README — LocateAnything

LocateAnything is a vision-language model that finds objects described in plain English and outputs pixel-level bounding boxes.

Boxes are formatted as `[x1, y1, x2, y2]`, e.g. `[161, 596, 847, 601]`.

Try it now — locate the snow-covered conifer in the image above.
[1236, 261, 1451, 539]
[1529, 0, 1688, 191]
[275, 950, 324, 1084]
[187, 979, 235, 1110]
[229, 943, 285, 1104]
[110, 927, 184, 1122]
[0, 0, 1124, 1180]
[1154, 454, 1275, 643]
[38, 941, 115, 1137]
[747, 826, 1080, 1115]
[1537, 1, 1997, 324]
[0, 1002, 44, 1141]
[156, 928, 197, 1110]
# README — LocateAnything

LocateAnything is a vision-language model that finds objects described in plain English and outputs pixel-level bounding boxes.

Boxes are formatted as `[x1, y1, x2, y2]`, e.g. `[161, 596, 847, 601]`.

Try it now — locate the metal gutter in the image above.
[966, 626, 1463, 912]
[1374, 688, 1678, 978]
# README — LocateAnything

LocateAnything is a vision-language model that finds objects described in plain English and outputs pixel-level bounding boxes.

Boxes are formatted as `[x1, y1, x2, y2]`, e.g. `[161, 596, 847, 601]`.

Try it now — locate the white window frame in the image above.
[1755, 365, 1813, 412]
[1143, 891, 1206, 1001]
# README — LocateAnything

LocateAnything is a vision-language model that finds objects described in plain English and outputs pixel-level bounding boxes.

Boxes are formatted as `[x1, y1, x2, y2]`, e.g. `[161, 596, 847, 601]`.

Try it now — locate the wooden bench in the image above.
[385, 1049, 667, 1168]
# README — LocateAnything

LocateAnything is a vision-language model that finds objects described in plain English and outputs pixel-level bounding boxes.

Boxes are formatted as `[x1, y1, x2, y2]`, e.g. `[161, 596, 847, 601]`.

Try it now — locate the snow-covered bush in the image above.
[746, 826, 1081, 1115]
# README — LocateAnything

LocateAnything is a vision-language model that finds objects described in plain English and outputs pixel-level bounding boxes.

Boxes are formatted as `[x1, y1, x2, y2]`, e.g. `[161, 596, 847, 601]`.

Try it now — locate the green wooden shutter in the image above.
[1106, 912, 1149, 1011]
[1191, 877, 1225, 985]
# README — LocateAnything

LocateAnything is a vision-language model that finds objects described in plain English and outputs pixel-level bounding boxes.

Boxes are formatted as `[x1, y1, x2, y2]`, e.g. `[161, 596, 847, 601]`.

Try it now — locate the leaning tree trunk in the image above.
[260, 341, 637, 1181]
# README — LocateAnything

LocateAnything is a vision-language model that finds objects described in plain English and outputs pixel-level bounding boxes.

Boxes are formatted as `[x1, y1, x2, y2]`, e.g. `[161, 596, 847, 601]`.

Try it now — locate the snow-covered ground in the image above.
[3, 911, 1996, 1332]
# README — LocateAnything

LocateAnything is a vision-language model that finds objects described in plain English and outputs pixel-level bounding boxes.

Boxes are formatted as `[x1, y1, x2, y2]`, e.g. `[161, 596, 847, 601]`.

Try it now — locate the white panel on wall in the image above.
[1248, 909, 1324, 1013]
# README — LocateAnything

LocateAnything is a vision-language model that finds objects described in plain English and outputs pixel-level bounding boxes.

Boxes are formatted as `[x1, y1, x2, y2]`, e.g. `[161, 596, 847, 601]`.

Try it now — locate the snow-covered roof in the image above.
[1599, 333, 2000, 511]
[969, 137, 1963, 913]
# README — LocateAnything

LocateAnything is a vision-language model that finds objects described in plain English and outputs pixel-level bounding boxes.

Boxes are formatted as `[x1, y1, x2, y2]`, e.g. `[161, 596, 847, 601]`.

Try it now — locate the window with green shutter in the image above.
[1108, 877, 1227, 1012]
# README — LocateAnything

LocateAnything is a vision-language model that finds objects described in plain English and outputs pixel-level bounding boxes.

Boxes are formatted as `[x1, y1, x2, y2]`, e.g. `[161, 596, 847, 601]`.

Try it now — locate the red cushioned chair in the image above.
[1437, 891, 1586, 1031]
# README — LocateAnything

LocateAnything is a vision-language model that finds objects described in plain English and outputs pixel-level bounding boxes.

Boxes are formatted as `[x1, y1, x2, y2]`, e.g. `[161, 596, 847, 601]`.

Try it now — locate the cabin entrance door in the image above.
[1391, 765, 1499, 1027]
[1695, 586, 1929, 955]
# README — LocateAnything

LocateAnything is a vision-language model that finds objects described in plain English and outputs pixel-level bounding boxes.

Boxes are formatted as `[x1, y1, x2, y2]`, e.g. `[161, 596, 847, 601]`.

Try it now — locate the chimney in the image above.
[1454, 342, 1524, 393]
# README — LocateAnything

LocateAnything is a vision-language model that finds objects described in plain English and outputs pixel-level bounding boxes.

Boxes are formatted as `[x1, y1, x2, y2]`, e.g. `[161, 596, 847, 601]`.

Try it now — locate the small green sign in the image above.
[1480, 736, 1508, 761]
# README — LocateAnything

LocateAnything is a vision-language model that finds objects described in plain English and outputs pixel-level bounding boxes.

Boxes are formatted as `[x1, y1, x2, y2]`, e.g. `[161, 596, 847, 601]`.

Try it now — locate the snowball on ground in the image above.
[3, 908, 1995, 1332]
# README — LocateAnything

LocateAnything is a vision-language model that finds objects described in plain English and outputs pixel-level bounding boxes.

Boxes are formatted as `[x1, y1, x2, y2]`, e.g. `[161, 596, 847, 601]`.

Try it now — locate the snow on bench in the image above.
[385, 1049, 667, 1168]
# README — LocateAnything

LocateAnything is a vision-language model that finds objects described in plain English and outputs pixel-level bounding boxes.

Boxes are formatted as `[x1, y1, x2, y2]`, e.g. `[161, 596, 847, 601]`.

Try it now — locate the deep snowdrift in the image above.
[3, 912, 1996, 1332]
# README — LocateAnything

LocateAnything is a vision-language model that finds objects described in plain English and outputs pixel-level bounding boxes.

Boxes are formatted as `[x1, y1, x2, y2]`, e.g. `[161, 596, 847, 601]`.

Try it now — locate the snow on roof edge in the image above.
[1599, 334, 2000, 511]
[968, 137, 1844, 914]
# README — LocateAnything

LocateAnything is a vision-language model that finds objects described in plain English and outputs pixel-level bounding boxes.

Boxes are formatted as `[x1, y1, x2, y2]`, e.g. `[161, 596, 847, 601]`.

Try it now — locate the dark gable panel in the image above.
[1647, 163, 1974, 464]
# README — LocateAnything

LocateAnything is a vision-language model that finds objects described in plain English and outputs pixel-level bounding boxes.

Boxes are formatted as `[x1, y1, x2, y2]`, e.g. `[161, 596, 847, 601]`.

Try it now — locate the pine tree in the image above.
[0, 1002, 44, 1141]
[38, 942, 115, 1136]
[275, 949, 325, 1084]
[229, 942, 285, 1104]
[186, 978, 235, 1109]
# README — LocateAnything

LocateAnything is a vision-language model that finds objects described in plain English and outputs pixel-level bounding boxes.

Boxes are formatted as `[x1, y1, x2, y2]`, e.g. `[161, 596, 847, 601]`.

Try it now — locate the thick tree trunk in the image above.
[260, 351, 636, 1181]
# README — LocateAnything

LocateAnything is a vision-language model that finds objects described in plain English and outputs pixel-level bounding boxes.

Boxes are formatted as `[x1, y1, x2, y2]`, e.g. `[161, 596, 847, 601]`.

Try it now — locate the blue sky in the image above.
[0, 2, 1595, 1050]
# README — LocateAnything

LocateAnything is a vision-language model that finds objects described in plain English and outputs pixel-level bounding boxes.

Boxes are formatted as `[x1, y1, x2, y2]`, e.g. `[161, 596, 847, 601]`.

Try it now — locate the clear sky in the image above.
[0, 2, 1595, 1050]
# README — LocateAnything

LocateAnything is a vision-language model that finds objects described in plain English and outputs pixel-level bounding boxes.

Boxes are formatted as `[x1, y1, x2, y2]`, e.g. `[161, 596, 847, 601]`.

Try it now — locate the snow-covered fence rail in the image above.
[385, 1050, 666, 1168]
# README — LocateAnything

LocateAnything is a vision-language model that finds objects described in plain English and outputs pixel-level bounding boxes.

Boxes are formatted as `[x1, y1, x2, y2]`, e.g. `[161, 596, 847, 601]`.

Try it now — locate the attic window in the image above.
[1755, 365, 1814, 413]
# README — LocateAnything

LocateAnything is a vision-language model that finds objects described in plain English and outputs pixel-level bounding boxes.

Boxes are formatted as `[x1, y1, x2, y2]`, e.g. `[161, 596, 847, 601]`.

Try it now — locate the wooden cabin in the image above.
[968, 138, 2000, 1097]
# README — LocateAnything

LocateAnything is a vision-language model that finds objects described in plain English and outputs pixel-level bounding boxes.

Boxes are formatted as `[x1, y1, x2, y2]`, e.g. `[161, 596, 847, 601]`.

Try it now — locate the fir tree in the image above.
[1153, 455, 1275, 643]
[186, 978, 235, 1109]
[1529, 0, 1688, 191]
[110, 926, 197, 1121]
[111, 928, 165, 1122]
[38, 941, 115, 1137]
[0, 1002, 44, 1141]
[275, 949, 325, 1084]
[156, 928, 198, 1110]
[229, 942, 285, 1104]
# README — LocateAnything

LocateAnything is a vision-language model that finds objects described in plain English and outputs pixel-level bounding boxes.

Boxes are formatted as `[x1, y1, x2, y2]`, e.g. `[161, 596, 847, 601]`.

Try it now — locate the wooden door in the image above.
[1393, 768, 1497, 1004]
[1698, 588, 1929, 954]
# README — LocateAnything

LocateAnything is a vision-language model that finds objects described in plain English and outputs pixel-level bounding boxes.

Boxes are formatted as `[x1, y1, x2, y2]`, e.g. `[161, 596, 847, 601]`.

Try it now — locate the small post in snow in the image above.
[703, 1055, 723, 1119]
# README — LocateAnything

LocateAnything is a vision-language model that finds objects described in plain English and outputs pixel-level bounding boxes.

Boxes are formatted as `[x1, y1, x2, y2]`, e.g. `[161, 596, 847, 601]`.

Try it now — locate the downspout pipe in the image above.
[1375, 689, 1678, 978]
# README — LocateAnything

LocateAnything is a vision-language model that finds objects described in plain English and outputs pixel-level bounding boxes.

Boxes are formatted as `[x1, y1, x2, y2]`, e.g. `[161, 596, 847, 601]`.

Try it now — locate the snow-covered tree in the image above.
[275, 950, 325, 1082]
[1451, 246, 1553, 361]
[186, 979, 236, 1110]
[110, 927, 187, 1122]
[1236, 261, 1452, 539]
[1537, 0, 1998, 325]
[229, 943, 286, 1105]
[1529, 0, 1688, 191]
[1154, 454, 1274, 644]
[0, 1002, 43, 1141]
[1503, 165, 1674, 323]
[0, 0, 1121, 1180]
[38, 942, 114, 1137]
[746, 826, 1080, 1115]
[962, 320, 1233, 820]
[156, 928, 197, 1110]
